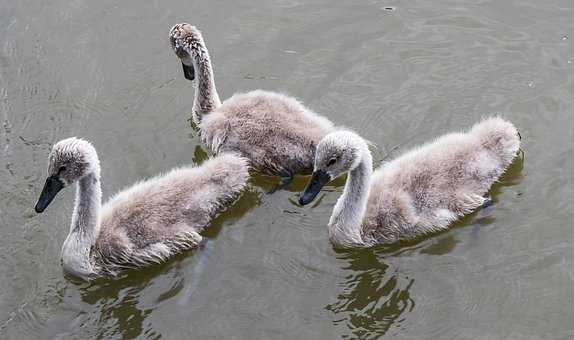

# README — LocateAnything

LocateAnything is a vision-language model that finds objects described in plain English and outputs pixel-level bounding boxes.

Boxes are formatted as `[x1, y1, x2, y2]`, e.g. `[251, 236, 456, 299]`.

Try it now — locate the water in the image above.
[1, 0, 573, 338]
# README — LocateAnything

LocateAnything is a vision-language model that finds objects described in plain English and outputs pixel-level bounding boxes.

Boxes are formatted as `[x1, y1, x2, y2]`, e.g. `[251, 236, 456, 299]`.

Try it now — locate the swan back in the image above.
[98, 152, 249, 251]
[363, 117, 520, 243]
[201, 90, 335, 175]
[89, 152, 249, 276]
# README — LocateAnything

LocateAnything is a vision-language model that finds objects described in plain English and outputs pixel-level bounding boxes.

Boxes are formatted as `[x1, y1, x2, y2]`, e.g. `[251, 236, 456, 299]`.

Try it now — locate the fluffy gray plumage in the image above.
[169, 23, 335, 177]
[301, 117, 521, 248]
[35, 138, 249, 280]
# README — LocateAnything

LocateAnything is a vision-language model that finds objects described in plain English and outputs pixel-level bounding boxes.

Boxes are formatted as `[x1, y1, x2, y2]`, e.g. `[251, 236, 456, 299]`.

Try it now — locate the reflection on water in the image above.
[327, 249, 415, 339]
[52, 260, 186, 339]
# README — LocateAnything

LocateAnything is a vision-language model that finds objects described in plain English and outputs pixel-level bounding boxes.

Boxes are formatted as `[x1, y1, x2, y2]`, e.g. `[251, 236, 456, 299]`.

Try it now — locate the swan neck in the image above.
[188, 42, 221, 122]
[328, 148, 373, 248]
[62, 171, 102, 277]
[71, 172, 102, 237]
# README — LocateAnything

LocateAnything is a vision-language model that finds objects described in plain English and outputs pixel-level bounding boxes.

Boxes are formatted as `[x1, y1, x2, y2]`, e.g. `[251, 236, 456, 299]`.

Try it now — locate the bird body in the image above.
[299, 117, 521, 248]
[35, 138, 248, 279]
[201, 90, 335, 176]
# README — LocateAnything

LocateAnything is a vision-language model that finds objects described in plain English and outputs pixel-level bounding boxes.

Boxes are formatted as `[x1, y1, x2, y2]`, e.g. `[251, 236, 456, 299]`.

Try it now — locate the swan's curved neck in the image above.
[187, 42, 221, 122]
[61, 171, 102, 277]
[328, 148, 373, 248]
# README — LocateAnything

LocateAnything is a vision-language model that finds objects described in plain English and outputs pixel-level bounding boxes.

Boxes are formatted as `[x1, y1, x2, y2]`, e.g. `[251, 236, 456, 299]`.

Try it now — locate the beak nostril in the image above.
[181, 62, 195, 81]
[175, 47, 188, 59]
[299, 170, 331, 206]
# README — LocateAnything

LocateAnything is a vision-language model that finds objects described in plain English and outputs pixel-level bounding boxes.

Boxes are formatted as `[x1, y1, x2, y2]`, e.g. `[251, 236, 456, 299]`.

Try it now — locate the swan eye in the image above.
[327, 158, 337, 166]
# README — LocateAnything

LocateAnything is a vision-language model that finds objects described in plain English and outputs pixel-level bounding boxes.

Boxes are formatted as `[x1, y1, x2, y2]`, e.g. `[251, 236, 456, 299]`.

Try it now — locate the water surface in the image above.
[1, 0, 574, 338]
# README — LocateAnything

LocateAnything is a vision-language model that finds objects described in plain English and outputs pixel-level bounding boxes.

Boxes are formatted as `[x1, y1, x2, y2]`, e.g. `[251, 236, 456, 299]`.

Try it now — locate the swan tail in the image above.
[470, 116, 521, 165]
[202, 152, 250, 195]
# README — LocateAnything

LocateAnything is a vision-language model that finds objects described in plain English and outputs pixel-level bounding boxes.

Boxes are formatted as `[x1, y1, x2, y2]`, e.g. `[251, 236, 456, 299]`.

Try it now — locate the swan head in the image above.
[169, 23, 205, 81]
[299, 131, 369, 205]
[35, 137, 99, 213]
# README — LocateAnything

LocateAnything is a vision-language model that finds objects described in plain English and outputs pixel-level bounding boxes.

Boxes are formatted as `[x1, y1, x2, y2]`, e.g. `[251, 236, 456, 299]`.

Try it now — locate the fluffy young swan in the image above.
[34, 137, 249, 280]
[169, 23, 335, 182]
[299, 117, 521, 248]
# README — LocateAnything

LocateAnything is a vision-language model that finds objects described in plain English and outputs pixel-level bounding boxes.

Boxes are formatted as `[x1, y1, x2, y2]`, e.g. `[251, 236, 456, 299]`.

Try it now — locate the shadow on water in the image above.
[191, 144, 209, 165]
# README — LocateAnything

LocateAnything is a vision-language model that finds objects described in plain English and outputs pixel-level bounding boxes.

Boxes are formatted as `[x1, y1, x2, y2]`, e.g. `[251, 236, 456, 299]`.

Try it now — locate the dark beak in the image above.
[182, 62, 195, 81]
[35, 176, 64, 213]
[299, 170, 331, 206]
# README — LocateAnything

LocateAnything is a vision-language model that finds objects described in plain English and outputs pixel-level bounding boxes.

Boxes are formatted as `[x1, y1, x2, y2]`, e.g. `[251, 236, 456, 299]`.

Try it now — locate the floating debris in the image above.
[243, 74, 279, 80]
[383, 6, 396, 12]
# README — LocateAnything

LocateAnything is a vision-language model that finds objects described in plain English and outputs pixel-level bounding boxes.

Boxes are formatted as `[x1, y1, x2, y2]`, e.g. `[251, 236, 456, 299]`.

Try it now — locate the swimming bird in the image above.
[298, 117, 521, 248]
[34, 137, 249, 280]
[169, 23, 335, 185]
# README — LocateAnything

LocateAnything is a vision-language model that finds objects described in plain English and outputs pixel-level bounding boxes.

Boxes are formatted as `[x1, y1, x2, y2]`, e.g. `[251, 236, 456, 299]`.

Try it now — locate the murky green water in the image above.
[1, 0, 574, 338]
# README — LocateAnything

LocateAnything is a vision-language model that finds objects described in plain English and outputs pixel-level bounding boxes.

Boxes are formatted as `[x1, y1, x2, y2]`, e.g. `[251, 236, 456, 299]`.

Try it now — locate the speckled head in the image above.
[35, 137, 99, 213]
[169, 23, 206, 81]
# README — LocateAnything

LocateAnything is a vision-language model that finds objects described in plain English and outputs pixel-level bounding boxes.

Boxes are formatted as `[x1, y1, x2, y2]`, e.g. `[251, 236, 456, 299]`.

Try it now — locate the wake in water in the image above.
[177, 240, 215, 306]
